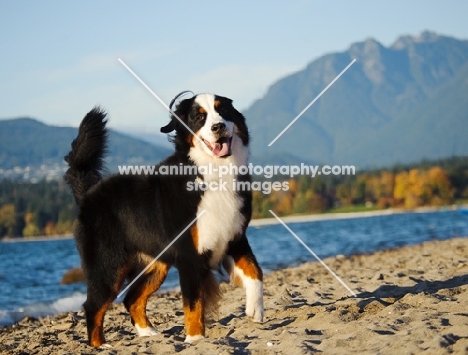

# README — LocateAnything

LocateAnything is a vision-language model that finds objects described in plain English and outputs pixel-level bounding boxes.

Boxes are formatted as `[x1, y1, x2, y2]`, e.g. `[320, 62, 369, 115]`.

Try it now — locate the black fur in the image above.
[64, 107, 108, 204]
[65, 95, 261, 347]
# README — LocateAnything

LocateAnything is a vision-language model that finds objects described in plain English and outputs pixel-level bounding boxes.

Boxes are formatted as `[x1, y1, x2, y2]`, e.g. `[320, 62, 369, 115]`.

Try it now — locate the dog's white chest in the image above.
[195, 176, 245, 267]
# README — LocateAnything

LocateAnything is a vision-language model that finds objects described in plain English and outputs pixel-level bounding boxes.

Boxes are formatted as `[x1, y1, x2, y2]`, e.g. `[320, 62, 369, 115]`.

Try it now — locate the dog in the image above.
[65, 93, 263, 347]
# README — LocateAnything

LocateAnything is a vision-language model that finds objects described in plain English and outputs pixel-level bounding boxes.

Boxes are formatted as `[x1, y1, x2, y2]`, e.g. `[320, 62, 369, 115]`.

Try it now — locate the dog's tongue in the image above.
[212, 141, 230, 157]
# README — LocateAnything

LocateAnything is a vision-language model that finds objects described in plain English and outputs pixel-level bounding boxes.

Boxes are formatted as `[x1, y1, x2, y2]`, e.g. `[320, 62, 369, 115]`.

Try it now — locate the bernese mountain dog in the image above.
[65, 93, 263, 347]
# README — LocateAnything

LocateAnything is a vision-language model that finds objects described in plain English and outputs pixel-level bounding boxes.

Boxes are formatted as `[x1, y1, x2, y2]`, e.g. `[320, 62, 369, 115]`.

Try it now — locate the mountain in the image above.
[0, 118, 172, 174]
[244, 31, 468, 168]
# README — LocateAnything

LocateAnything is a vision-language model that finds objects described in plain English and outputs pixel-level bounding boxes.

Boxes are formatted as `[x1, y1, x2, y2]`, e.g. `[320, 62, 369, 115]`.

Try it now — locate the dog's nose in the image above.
[211, 122, 226, 133]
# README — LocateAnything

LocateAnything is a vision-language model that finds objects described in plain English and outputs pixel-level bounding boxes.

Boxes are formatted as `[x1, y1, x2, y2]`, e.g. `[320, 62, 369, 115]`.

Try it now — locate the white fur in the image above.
[195, 188, 244, 267]
[224, 256, 264, 322]
[243, 277, 264, 323]
[189, 96, 249, 267]
[135, 324, 159, 337]
[194, 94, 235, 157]
[99, 344, 112, 349]
[184, 334, 205, 343]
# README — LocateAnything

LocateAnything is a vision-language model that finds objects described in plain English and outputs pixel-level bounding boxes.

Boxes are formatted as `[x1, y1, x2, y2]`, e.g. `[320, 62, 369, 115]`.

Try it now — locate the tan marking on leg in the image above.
[235, 256, 263, 281]
[183, 290, 205, 338]
[128, 261, 169, 328]
[89, 299, 112, 347]
[88, 266, 128, 347]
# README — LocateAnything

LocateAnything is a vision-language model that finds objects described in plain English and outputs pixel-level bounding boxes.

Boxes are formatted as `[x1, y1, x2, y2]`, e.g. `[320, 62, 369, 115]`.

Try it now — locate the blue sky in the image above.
[1, 0, 467, 141]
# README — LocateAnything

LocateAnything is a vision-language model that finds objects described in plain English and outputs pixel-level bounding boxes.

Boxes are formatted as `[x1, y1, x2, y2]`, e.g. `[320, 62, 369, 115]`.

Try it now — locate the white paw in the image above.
[246, 303, 264, 323]
[245, 279, 264, 323]
[135, 324, 159, 337]
[98, 343, 112, 349]
[184, 334, 205, 344]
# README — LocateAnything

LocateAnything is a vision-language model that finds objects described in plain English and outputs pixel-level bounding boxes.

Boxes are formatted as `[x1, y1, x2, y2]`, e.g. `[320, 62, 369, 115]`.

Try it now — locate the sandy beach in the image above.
[2, 236, 468, 354]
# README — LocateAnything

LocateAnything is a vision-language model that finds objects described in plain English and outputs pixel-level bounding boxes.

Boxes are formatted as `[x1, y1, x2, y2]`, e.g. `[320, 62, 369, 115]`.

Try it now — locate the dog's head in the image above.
[161, 93, 249, 160]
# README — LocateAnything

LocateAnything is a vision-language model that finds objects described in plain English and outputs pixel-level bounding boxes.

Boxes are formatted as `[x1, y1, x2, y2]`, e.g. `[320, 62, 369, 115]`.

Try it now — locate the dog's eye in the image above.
[196, 113, 206, 121]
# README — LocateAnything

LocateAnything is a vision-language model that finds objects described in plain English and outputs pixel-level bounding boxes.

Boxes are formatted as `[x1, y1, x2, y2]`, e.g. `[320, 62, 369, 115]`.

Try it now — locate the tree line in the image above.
[253, 156, 468, 218]
[1, 157, 467, 238]
[0, 179, 76, 238]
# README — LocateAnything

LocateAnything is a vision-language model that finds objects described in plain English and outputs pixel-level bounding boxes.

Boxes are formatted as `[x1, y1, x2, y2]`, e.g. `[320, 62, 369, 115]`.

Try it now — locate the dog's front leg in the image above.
[224, 235, 264, 323]
[178, 264, 206, 343]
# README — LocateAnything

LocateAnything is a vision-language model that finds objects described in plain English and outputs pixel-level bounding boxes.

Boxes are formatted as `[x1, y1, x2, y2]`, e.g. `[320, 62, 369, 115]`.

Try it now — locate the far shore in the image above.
[1, 204, 464, 242]
[0, 234, 73, 243]
[248, 204, 460, 226]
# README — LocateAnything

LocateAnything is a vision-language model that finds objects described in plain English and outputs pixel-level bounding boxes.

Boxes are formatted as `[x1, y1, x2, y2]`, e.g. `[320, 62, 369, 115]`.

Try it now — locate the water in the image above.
[1, 209, 467, 326]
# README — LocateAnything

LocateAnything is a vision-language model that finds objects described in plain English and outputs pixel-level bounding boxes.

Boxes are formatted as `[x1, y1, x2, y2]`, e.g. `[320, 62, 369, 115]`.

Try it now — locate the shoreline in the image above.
[249, 204, 460, 227]
[2, 237, 468, 354]
[1, 205, 463, 242]
[0, 234, 73, 243]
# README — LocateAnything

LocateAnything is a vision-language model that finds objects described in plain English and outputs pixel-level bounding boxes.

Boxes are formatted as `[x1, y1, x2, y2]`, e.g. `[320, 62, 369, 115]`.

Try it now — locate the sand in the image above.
[2, 237, 468, 354]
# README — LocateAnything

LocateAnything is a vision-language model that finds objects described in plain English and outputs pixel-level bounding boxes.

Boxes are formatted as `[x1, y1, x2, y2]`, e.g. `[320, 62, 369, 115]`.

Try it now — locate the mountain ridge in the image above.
[0, 117, 172, 173]
[245, 31, 468, 167]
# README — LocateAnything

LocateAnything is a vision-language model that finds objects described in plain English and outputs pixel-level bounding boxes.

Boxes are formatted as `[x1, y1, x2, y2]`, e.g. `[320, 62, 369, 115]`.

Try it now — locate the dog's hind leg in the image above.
[223, 234, 264, 323]
[123, 260, 169, 337]
[83, 295, 113, 348]
[83, 264, 128, 347]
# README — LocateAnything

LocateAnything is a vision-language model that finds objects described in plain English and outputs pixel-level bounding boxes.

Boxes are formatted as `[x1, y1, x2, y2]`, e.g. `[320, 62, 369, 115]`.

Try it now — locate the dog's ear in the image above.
[161, 92, 194, 134]
[160, 118, 178, 133]
[216, 95, 245, 121]
[216, 96, 233, 107]
[216, 95, 249, 145]
[213, 95, 235, 118]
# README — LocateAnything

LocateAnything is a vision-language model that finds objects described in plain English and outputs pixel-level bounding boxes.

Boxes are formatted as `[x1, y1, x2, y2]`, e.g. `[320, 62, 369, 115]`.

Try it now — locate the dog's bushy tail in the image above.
[204, 271, 222, 322]
[64, 107, 108, 205]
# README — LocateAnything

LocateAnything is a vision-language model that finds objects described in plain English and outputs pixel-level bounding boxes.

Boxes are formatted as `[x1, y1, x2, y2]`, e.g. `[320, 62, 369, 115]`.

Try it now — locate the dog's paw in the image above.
[98, 343, 112, 349]
[135, 325, 159, 337]
[245, 279, 264, 323]
[246, 303, 264, 323]
[184, 334, 205, 344]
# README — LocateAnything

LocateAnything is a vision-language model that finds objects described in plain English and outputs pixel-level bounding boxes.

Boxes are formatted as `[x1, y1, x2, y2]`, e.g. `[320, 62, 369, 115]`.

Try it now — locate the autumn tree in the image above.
[427, 167, 454, 205]
[0, 204, 16, 237]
